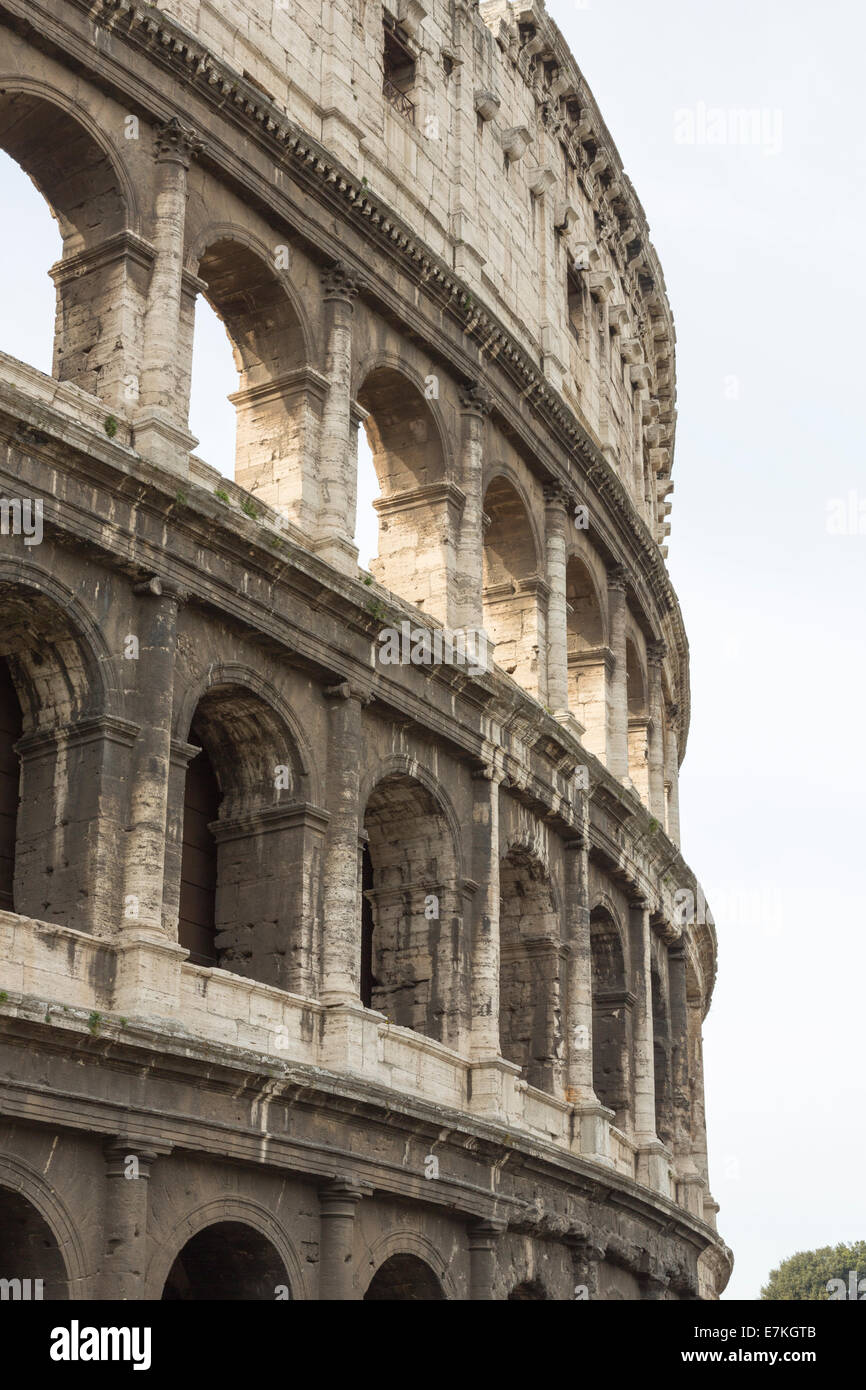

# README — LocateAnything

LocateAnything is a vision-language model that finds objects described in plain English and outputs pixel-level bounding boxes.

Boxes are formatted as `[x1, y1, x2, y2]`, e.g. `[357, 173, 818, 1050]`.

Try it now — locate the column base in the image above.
[320, 999, 384, 1074]
[112, 930, 188, 1020]
[572, 1100, 615, 1164]
[132, 410, 198, 476]
[467, 1054, 522, 1122]
[310, 532, 359, 575]
[636, 1137, 673, 1196]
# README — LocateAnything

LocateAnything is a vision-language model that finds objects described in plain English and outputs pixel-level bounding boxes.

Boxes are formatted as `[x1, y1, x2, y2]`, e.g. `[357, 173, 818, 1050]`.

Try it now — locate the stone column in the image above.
[647, 641, 666, 820]
[688, 997, 710, 1188]
[468, 1219, 506, 1300]
[318, 1179, 370, 1300]
[135, 117, 202, 471]
[121, 580, 183, 937]
[456, 381, 491, 633]
[563, 833, 595, 1103]
[606, 565, 629, 779]
[664, 701, 681, 844]
[570, 1233, 605, 1300]
[544, 484, 569, 716]
[100, 1141, 162, 1299]
[469, 767, 501, 1058]
[320, 682, 364, 1003]
[313, 262, 363, 575]
[628, 896, 658, 1144]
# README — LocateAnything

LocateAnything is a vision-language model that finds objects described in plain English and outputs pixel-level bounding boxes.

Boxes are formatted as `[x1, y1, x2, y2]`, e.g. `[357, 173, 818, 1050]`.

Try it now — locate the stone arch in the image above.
[361, 767, 465, 1049]
[482, 472, 544, 695]
[0, 567, 120, 930]
[0, 80, 139, 405]
[590, 902, 631, 1129]
[356, 359, 456, 623]
[174, 677, 321, 990]
[565, 553, 607, 755]
[174, 663, 319, 807]
[499, 843, 564, 1095]
[0, 1152, 89, 1299]
[149, 1197, 303, 1301]
[361, 1231, 454, 1300]
[186, 229, 313, 500]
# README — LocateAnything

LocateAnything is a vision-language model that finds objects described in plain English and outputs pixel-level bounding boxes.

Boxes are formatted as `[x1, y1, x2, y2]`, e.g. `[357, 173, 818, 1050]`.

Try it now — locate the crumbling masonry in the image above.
[0, 0, 732, 1299]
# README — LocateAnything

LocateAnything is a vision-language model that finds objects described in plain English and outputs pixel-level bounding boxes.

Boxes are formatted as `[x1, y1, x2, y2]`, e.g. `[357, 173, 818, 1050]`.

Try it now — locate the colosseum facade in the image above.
[0, 0, 732, 1299]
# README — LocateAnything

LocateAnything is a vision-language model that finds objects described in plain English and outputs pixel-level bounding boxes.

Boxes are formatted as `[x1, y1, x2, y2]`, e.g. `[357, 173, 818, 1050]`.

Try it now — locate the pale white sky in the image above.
[0, 0, 862, 1301]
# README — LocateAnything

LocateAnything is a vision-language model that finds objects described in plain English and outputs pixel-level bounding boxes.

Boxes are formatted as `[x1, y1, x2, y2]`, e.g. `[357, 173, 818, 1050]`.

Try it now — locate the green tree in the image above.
[761, 1242, 866, 1300]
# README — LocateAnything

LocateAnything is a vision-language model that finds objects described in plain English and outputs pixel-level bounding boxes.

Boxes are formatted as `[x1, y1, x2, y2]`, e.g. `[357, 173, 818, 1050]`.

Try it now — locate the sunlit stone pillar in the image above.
[321, 682, 364, 1003]
[606, 565, 629, 779]
[544, 484, 569, 716]
[313, 262, 363, 574]
[135, 117, 201, 471]
[456, 380, 491, 633]
[647, 640, 666, 820]
[664, 702, 681, 844]
[469, 766, 501, 1058]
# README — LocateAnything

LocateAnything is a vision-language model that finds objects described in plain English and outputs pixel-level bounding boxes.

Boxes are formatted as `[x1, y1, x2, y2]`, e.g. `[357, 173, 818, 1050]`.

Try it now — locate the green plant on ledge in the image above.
[215, 488, 230, 504]
[87, 1011, 102, 1036]
[103, 415, 118, 438]
[240, 498, 258, 520]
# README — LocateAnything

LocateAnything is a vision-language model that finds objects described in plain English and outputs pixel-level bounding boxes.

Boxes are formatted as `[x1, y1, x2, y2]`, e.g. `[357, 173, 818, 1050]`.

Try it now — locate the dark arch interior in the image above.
[0, 1188, 69, 1299]
[0, 657, 22, 911]
[357, 366, 445, 495]
[162, 1221, 288, 1300]
[178, 729, 220, 967]
[0, 92, 125, 255]
[508, 1279, 548, 1300]
[363, 1253, 445, 1301]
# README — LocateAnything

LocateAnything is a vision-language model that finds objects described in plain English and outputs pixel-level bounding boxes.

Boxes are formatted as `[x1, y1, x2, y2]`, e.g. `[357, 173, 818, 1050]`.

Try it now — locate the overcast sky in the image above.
[1, 0, 863, 1302]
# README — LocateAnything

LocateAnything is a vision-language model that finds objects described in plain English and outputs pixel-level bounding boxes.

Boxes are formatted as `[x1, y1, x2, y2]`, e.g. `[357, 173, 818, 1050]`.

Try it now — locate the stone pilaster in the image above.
[563, 833, 595, 1103]
[99, 1140, 163, 1300]
[544, 484, 569, 716]
[468, 1218, 506, 1300]
[318, 1179, 370, 1300]
[664, 701, 681, 844]
[313, 262, 364, 574]
[456, 381, 491, 633]
[469, 766, 501, 1059]
[606, 565, 629, 779]
[570, 1232, 606, 1300]
[628, 896, 660, 1149]
[647, 640, 666, 820]
[320, 682, 364, 1003]
[135, 117, 202, 471]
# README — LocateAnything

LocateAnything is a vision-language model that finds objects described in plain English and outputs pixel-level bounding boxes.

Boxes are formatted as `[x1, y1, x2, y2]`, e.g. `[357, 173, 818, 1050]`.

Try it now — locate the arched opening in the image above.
[652, 955, 674, 1148]
[187, 239, 309, 506]
[0, 658, 23, 911]
[590, 906, 631, 1129]
[0, 91, 131, 408]
[0, 149, 61, 374]
[0, 582, 110, 932]
[0, 1188, 69, 1299]
[508, 1279, 549, 1300]
[498, 847, 564, 1095]
[363, 1253, 445, 1301]
[362, 773, 463, 1048]
[357, 367, 454, 624]
[565, 556, 606, 756]
[178, 733, 220, 968]
[176, 684, 312, 990]
[162, 1221, 288, 1300]
[483, 477, 543, 696]
[626, 639, 649, 803]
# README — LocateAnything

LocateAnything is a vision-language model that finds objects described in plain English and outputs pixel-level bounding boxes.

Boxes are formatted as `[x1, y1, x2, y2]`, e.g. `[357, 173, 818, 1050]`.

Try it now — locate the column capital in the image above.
[647, 639, 667, 668]
[607, 563, 629, 594]
[543, 480, 570, 510]
[154, 116, 203, 167]
[324, 678, 371, 704]
[459, 379, 492, 417]
[132, 573, 189, 605]
[467, 1217, 508, 1248]
[318, 1177, 373, 1206]
[321, 259, 365, 303]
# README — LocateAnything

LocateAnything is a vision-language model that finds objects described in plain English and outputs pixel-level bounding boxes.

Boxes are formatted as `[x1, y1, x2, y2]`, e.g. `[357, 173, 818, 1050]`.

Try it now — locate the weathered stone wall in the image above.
[0, 0, 730, 1298]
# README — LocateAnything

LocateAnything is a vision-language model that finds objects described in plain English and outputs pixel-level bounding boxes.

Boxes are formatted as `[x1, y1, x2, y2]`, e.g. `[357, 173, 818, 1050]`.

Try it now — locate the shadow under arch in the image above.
[482, 471, 543, 695]
[356, 358, 456, 624]
[499, 840, 565, 1096]
[360, 761, 466, 1048]
[186, 227, 314, 500]
[590, 902, 631, 1129]
[0, 1152, 89, 1299]
[0, 79, 138, 406]
[149, 1198, 304, 1301]
[361, 1231, 455, 1300]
